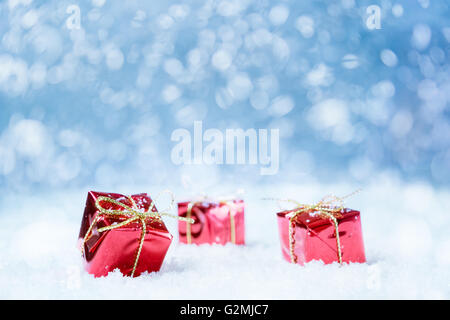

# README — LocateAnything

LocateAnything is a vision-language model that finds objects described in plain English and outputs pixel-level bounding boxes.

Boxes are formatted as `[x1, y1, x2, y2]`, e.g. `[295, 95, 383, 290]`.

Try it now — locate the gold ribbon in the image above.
[267, 189, 361, 265]
[185, 197, 237, 244]
[82, 190, 194, 277]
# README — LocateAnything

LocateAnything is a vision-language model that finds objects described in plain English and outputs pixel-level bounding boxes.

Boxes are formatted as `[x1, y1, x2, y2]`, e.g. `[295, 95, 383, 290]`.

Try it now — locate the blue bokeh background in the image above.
[0, 0, 449, 194]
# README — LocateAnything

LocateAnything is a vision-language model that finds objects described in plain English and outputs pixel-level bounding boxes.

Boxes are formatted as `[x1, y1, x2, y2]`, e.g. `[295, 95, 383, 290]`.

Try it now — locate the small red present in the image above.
[178, 199, 245, 245]
[276, 194, 366, 265]
[78, 191, 191, 277]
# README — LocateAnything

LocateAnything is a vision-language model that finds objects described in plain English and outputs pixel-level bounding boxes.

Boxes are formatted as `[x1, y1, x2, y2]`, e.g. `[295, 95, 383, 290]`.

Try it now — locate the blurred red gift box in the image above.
[178, 199, 245, 245]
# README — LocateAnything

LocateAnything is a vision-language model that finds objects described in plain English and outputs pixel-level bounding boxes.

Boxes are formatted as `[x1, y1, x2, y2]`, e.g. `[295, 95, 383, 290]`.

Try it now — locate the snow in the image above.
[412, 24, 432, 50]
[211, 49, 232, 71]
[295, 16, 315, 38]
[268, 95, 294, 118]
[105, 47, 124, 71]
[380, 49, 398, 68]
[227, 73, 253, 101]
[268, 5, 289, 26]
[0, 179, 449, 299]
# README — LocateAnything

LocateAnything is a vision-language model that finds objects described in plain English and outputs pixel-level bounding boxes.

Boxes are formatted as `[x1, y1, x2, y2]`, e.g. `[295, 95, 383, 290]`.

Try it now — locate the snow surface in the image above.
[1, 177, 449, 299]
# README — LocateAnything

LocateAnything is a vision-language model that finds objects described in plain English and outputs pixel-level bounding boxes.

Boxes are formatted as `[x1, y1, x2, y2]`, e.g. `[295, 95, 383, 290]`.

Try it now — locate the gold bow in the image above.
[268, 189, 361, 265]
[82, 190, 194, 277]
[185, 197, 238, 244]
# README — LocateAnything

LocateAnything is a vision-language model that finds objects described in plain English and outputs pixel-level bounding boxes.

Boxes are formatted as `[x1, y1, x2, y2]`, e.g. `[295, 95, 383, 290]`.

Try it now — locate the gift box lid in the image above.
[277, 207, 360, 229]
[178, 199, 244, 209]
[79, 191, 170, 240]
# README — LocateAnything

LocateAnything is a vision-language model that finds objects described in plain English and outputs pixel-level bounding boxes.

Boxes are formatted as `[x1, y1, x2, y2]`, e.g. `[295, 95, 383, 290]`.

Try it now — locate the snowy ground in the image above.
[1, 175, 449, 299]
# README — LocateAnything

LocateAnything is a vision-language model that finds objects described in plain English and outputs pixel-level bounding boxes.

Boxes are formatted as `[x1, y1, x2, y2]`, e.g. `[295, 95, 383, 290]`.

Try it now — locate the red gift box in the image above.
[178, 200, 245, 245]
[78, 191, 173, 277]
[277, 206, 366, 265]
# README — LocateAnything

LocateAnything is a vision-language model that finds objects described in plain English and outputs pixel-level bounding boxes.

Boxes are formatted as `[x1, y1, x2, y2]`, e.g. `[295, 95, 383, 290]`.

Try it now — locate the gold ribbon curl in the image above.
[185, 197, 238, 244]
[267, 189, 361, 265]
[82, 190, 194, 277]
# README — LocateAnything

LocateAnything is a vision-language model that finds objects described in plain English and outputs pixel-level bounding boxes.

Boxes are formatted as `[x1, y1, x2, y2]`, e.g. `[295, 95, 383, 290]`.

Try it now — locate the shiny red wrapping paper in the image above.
[178, 200, 245, 245]
[78, 191, 173, 277]
[277, 208, 366, 265]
